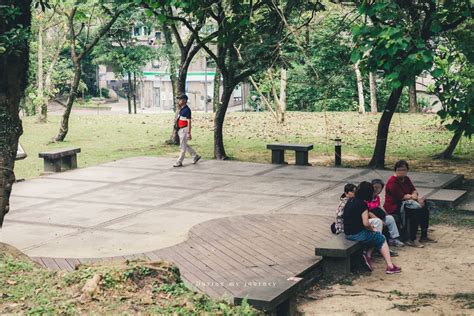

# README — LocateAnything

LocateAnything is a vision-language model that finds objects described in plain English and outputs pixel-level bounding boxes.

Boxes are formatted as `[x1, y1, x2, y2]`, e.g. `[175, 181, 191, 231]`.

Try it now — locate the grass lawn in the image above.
[15, 111, 473, 180]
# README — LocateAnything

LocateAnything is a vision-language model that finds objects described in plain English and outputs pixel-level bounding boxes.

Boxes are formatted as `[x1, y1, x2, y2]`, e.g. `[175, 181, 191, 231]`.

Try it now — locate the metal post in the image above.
[334, 138, 342, 167]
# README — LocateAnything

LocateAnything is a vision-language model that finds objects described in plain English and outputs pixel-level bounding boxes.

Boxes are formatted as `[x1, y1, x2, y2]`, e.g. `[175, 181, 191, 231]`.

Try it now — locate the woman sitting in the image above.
[384, 160, 436, 248]
[343, 181, 401, 274]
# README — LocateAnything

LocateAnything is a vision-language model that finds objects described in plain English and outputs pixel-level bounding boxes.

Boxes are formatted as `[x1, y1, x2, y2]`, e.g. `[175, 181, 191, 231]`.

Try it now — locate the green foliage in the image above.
[63, 266, 95, 286]
[93, 9, 157, 82]
[352, 1, 472, 89]
[0, 255, 65, 314]
[286, 12, 356, 111]
[124, 264, 153, 280]
[430, 19, 474, 140]
[100, 87, 110, 98]
[1, 255, 258, 314]
[155, 281, 188, 296]
[453, 292, 474, 309]
[251, 11, 414, 113]
[0, 4, 30, 56]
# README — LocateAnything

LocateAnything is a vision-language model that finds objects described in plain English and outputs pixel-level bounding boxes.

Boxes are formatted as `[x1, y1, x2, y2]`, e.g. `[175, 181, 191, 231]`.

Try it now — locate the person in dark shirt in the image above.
[344, 181, 401, 274]
[173, 94, 201, 167]
[384, 160, 434, 247]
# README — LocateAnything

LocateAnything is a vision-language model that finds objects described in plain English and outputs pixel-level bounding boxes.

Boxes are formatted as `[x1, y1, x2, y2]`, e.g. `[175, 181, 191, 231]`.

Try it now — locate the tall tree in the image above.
[36, 10, 46, 122]
[248, 67, 288, 123]
[144, 0, 316, 159]
[430, 20, 474, 159]
[142, 3, 215, 145]
[212, 68, 221, 113]
[409, 82, 417, 113]
[369, 72, 377, 113]
[352, 0, 472, 168]
[354, 60, 365, 114]
[94, 10, 156, 114]
[32, 4, 65, 122]
[54, 0, 128, 142]
[0, 0, 32, 227]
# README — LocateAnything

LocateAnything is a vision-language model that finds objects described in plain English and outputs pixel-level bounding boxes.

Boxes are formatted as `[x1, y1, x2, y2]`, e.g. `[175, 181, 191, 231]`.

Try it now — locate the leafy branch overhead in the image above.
[351, 0, 472, 89]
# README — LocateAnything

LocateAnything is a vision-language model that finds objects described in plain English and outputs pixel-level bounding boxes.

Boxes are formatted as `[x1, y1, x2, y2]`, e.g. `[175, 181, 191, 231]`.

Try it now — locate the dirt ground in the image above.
[297, 225, 474, 315]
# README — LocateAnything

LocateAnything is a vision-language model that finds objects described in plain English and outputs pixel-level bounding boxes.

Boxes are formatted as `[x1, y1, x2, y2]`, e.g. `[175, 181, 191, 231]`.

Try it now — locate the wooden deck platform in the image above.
[33, 214, 334, 300]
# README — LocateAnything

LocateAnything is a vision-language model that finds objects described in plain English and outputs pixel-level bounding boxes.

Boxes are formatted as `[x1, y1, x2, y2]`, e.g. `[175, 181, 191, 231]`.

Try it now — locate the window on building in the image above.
[155, 31, 161, 40]
[206, 57, 216, 68]
[133, 26, 141, 37]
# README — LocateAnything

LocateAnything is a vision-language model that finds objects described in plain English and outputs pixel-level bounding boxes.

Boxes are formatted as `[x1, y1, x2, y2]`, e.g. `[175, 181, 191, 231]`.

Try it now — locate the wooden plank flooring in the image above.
[32, 214, 333, 301]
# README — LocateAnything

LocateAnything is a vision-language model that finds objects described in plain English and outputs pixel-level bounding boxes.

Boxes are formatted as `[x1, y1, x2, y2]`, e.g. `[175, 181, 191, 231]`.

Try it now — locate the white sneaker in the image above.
[173, 162, 183, 167]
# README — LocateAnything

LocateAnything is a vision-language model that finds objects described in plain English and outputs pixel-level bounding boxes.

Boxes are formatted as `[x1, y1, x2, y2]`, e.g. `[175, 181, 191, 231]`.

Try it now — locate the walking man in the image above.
[174, 94, 201, 167]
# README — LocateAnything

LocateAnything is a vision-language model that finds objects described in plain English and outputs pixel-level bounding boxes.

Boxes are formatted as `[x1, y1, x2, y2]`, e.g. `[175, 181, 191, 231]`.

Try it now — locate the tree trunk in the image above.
[126, 72, 132, 114]
[213, 68, 221, 113]
[269, 69, 282, 123]
[368, 84, 405, 169]
[166, 69, 187, 146]
[55, 63, 81, 141]
[162, 23, 180, 145]
[55, 6, 123, 142]
[369, 72, 377, 113]
[162, 23, 178, 109]
[214, 84, 234, 160]
[409, 81, 417, 113]
[249, 75, 277, 119]
[280, 68, 287, 123]
[44, 35, 64, 104]
[36, 12, 47, 123]
[434, 112, 468, 159]
[0, 0, 31, 227]
[355, 61, 365, 114]
[132, 72, 137, 114]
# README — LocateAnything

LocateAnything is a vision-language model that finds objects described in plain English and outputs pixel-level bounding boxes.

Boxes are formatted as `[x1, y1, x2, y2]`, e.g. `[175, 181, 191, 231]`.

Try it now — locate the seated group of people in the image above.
[331, 160, 436, 275]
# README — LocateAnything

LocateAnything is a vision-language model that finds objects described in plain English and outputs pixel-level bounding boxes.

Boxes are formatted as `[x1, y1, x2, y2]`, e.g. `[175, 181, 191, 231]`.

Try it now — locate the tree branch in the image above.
[78, 6, 127, 61]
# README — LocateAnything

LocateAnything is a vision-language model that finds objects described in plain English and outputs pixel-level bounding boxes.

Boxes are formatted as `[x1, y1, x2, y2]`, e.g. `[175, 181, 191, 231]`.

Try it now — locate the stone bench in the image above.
[315, 235, 362, 281]
[266, 143, 313, 166]
[38, 148, 81, 173]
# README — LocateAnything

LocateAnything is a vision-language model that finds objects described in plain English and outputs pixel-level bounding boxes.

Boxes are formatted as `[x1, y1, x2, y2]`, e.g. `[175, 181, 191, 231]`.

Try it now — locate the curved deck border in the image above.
[33, 213, 334, 300]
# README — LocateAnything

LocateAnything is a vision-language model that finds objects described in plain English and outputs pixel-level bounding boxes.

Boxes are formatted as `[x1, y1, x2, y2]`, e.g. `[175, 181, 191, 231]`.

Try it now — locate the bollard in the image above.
[334, 138, 342, 167]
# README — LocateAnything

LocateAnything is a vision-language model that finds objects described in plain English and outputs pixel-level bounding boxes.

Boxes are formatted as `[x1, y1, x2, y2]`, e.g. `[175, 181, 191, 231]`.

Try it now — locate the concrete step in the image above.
[443, 174, 465, 189]
[454, 190, 474, 212]
[426, 189, 468, 209]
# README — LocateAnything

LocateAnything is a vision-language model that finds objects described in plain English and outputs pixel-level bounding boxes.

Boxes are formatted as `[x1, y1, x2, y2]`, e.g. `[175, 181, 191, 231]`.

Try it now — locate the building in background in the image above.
[98, 25, 250, 113]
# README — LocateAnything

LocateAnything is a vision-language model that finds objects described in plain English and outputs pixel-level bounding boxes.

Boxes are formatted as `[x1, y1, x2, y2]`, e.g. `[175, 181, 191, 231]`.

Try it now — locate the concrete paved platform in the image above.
[0, 157, 463, 258]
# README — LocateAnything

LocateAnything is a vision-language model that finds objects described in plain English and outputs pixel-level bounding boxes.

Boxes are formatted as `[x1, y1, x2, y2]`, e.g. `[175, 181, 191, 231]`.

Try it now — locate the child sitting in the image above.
[331, 183, 356, 234]
[369, 179, 405, 247]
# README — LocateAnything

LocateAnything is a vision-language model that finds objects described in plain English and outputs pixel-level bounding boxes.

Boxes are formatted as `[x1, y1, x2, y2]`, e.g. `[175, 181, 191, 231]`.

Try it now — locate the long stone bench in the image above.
[39, 147, 81, 173]
[266, 143, 313, 166]
[234, 276, 302, 315]
[315, 235, 362, 281]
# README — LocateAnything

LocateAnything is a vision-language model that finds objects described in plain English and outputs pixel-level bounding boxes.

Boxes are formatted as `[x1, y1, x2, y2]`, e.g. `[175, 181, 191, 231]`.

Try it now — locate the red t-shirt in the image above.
[384, 175, 416, 214]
